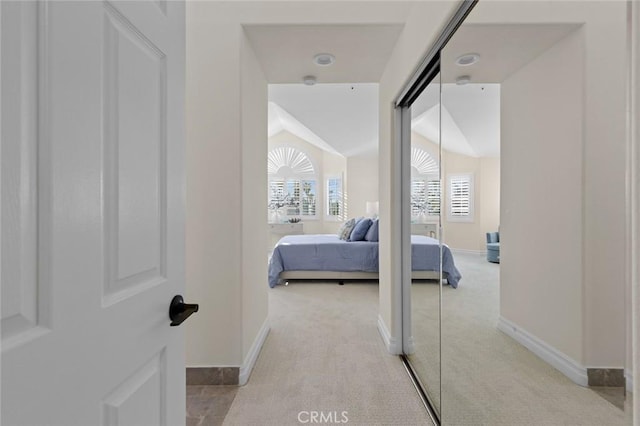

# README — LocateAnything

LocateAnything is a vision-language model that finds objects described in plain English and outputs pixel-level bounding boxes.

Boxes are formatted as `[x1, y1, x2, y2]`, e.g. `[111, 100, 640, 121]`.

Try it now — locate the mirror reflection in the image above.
[407, 72, 443, 416]
[437, 1, 632, 424]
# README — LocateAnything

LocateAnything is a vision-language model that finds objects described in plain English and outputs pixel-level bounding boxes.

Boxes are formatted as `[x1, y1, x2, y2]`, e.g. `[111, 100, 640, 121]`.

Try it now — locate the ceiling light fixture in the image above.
[303, 75, 317, 86]
[455, 53, 480, 66]
[456, 75, 471, 85]
[313, 53, 335, 66]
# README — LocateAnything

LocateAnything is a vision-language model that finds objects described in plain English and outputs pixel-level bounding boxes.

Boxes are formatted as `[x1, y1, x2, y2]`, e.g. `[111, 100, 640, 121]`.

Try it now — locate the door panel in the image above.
[102, 350, 167, 426]
[1, 1, 186, 425]
[1, 1, 50, 350]
[103, 2, 167, 304]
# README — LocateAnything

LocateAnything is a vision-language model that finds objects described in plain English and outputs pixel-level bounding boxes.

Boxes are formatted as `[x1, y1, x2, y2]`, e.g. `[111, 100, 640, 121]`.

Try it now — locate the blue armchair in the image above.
[486, 232, 500, 263]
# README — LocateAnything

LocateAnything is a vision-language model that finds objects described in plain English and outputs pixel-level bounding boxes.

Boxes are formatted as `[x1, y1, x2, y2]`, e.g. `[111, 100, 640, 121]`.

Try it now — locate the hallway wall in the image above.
[501, 26, 585, 364]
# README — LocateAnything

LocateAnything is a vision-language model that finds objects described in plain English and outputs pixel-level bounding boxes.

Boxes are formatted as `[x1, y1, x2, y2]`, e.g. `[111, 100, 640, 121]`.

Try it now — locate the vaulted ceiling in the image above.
[259, 22, 580, 159]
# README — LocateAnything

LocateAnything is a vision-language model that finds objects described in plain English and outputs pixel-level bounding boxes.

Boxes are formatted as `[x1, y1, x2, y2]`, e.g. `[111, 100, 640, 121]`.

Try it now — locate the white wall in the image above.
[579, 2, 628, 369]
[186, 7, 243, 366]
[472, 1, 628, 368]
[501, 27, 585, 363]
[241, 32, 269, 363]
[480, 157, 501, 245]
[346, 152, 379, 219]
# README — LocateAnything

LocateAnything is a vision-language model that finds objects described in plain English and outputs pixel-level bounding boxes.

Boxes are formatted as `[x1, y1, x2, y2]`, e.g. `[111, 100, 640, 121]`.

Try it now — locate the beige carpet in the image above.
[225, 254, 633, 425]
[411, 252, 632, 425]
[223, 282, 431, 426]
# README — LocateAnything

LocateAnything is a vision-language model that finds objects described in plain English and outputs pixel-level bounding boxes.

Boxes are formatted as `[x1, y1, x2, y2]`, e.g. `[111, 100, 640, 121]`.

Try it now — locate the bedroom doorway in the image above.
[266, 83, 379, 257]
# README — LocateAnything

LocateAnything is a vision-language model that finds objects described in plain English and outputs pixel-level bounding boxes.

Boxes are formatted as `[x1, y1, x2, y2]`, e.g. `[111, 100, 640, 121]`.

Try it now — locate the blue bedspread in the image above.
[268, 234, 461, 288]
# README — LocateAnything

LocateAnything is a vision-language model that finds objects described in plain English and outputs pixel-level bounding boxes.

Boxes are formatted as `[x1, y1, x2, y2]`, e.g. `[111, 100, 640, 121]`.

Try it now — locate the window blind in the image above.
[426, 180, 441, 215]
[450, 176, 471, 217]
[411, 179, 440, 216]
[327, 177, 342, 217]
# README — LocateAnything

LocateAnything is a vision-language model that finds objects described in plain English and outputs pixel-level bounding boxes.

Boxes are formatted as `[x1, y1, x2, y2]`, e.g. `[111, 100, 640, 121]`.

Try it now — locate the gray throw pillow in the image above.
[365, 219, 379, 242]
[349, 218, 373, 241]
[338, 218, 357, 240]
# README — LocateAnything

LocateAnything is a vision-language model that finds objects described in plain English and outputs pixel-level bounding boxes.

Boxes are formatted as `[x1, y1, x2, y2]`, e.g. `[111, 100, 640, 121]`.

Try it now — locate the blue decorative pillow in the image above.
[338, 218, 357, 240]
[349, 218, 372, 241]
[365, 219, 379, 242]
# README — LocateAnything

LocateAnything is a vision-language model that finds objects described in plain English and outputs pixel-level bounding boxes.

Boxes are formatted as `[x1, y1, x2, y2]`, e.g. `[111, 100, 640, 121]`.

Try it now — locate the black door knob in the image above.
[169, 295, 199, 326]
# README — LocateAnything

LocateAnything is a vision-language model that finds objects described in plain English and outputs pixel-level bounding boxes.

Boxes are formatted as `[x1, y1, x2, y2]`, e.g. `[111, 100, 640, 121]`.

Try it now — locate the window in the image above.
[411, 147, 440, 219]
[411, 178, 440, 217]
[426, 179, 441, 215]
[326, 177, 343, 219]
[267, 147, 317, 219]
[448, 174, 474, 222]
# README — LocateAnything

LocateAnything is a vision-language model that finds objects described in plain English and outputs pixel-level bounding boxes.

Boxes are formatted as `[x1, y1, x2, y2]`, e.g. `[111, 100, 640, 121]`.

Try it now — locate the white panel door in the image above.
[1, 1, 186, 425]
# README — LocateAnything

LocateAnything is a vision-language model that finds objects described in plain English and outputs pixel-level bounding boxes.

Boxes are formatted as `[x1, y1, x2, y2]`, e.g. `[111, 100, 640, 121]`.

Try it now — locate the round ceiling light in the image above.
[456, 75, 471, 85]
[455, 53, 480, 66]
[313, 53, 335, 66]
[303, 75, 317, 86]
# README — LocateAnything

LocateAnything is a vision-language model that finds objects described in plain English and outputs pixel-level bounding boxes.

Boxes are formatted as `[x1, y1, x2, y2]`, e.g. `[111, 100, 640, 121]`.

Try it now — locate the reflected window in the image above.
[448, 173, 474, 221]
[411, 147, 440, 219]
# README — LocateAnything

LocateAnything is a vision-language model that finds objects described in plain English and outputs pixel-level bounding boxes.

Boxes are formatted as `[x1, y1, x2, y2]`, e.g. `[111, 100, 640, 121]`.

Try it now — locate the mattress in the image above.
[268, 234, 462, 288]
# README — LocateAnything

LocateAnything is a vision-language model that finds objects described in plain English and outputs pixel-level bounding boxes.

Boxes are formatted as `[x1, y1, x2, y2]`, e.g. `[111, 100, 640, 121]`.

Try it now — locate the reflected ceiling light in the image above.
[303, 75, 317, 86]
[313, 53, 335, 66]
[455, 53, 480, 66]
[456, 75, 471, 85]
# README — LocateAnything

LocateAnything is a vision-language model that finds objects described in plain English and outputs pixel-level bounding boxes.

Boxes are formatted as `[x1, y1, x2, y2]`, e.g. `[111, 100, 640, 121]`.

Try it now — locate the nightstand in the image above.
[411, 223, 439, 239]
[269, 222, 304, 235]
[268, 223, 304, 253]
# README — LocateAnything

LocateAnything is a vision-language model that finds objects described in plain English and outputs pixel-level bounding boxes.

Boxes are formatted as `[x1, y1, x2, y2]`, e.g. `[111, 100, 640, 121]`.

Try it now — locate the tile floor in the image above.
[186, 385, 238, 426]
[591, 386, 627, 410]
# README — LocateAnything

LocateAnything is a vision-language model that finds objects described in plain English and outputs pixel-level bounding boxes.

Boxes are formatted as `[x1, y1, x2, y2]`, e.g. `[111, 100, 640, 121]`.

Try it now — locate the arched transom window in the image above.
[411, 147, 440, 217]
[268, 147, 317, 218]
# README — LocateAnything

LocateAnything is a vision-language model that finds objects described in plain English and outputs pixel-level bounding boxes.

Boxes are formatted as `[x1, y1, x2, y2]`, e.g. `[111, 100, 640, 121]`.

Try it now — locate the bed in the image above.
[268, 234, 462, 288]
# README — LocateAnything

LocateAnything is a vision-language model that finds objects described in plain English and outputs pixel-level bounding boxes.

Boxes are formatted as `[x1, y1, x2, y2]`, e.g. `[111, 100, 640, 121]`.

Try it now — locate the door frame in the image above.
[630, 0, 639, 420]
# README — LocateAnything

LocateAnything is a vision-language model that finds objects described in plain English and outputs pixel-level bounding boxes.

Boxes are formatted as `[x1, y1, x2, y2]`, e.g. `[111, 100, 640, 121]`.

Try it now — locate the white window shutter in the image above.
[448, 174, 474, 221]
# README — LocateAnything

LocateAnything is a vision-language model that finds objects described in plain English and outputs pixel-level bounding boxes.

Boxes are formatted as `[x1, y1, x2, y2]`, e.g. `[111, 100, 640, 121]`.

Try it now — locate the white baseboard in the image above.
[497, 316, 588, 387]
[626, 369, 634, 393]
[239, 318, 270, 386]
[406, 336, 415, 355]
[377, 315, 400, 355]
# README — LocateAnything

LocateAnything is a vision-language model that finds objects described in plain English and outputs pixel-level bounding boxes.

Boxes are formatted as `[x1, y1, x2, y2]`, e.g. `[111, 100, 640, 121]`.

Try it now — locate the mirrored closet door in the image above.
[438, 3, 632, 422]
[399, 1, 633, 425]
[404, 71, 442, 418]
